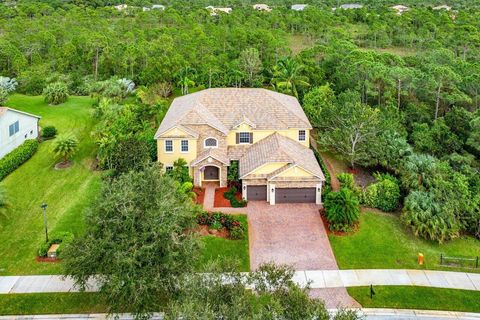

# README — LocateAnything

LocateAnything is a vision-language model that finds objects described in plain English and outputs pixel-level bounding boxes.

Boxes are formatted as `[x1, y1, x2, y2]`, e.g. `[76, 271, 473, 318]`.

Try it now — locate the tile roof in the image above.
[155, 88, 312, 138]
[239, 133, 325, 181]
[191, 148, 230, 166]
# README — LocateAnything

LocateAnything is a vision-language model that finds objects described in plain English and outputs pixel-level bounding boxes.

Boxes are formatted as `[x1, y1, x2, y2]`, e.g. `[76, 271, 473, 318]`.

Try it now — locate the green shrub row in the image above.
[224, 186, 247, 208]
[0, 139, 39, 181]
[311, 147, 331, 195]
[37, 231, 74, 258]
[196, 212, 245, 240]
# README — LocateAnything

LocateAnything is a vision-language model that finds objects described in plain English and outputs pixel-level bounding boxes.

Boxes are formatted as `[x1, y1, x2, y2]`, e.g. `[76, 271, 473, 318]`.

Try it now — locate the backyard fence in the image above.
[440, 254, 479, 269]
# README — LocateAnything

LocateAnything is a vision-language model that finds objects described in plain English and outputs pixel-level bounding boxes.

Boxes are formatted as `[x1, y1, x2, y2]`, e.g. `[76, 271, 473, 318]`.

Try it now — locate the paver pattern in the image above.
[247, 201, 337, 270]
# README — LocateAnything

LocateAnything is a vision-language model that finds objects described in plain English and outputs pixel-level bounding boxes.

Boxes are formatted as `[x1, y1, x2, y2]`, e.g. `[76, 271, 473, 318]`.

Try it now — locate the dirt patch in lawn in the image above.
[320, 209, 359, 236]
[193, 187, 205, 205]
[54, 161, 72, 170]
[196, 224, 230, 239]
[214, 187, 242, 208]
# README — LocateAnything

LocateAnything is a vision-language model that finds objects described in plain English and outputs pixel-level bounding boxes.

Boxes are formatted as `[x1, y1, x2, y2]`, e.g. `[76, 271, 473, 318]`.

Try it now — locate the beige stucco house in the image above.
[155, 88, 325, 205]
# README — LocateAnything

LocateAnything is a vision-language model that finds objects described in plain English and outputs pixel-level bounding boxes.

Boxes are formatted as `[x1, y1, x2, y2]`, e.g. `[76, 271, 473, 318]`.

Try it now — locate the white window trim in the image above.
[204, 137, 218, 149]
[165, 140, 174, 153]
[181, 140, 189, 153]
[238, 132, 251, 144]
[9, 121, 19, 137]
[298, 130, 306, 142]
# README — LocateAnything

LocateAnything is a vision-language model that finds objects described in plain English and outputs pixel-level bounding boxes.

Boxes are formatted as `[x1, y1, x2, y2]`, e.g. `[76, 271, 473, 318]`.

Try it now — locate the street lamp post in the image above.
[41, 202, 48, 243]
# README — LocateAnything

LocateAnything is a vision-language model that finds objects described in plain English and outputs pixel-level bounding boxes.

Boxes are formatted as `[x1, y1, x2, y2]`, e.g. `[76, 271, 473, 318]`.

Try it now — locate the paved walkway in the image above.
[2, 309, 480, 320]
[1, 270, 479, 295]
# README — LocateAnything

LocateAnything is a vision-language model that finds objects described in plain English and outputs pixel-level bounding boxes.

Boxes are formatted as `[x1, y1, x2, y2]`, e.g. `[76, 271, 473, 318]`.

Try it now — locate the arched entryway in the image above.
[203, 165, 219, 180]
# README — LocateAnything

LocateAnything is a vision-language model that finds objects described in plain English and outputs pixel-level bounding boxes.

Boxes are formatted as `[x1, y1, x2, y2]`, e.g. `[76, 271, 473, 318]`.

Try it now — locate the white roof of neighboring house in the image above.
[155, 88, 312, 138]
[206, 6, 232, 15]
[340, 3, 363, 9]
[291, 4, 308, 11]
[152, 4, 165, 9]
[253, 4, 272, 11]
[114, 4, 128, 10]
[392, 5, 409, 10]
[0, 107, 41, 119]
[433, 4, 451, 10]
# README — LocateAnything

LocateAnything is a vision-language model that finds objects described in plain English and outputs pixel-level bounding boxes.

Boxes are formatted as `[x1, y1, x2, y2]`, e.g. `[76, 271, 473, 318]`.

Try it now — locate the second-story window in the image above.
[181, 140, 189, 152]
[238, 132, 252, 144]
[165, 140, 173, 152]
[204, 137, 218, 148]
[298, 130, 306, 141]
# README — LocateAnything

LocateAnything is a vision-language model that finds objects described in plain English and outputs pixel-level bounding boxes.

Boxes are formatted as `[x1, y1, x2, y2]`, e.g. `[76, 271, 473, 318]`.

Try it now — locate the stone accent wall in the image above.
[189, 124, 227, 154]
[243, 178, 268, 186]
[192, 156, 228, 187]
[274, 180, 322, 188]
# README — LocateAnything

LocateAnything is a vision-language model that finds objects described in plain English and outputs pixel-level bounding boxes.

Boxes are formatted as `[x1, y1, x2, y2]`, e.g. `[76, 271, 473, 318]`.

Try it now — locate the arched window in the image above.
[204, 137, 218, 148]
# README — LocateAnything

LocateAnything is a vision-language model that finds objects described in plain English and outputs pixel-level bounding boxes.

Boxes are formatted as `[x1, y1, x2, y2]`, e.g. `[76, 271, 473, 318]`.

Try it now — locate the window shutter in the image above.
[249, 132, 253, 144]
[236, 133, 239, 144]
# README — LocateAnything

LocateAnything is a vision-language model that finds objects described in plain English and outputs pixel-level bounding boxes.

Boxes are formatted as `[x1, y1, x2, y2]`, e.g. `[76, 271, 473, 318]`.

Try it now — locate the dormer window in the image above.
[204, 137, 218, 148]
[298, 130, 306, 141]
[237, 132, 253, 144]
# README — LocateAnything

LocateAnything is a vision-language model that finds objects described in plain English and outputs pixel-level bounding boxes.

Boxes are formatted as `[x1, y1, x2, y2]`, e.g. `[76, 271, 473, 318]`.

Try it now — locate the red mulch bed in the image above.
[196, 224, 230, 239]
[213, 187, 242, 208]
[319, 209, 359, 236]
[36, 256, 62, 263]
[193, 187, 205, 205]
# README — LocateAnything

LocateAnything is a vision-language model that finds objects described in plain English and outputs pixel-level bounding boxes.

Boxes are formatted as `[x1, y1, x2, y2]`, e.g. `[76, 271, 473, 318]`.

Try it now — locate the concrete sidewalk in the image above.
[1, 309, 480, 320]
[1, 269, 479, 294]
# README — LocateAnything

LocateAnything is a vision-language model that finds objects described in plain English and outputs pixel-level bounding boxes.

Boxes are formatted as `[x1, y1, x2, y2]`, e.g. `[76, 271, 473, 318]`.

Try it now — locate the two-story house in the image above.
[0, 107, 40, 159]
[155, 88, 325, 205]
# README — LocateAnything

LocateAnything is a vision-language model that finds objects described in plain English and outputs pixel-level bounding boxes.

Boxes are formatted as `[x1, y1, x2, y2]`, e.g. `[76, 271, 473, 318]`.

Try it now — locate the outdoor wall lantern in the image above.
[243, 185, 246, 190]
[271, 188, 275, 193]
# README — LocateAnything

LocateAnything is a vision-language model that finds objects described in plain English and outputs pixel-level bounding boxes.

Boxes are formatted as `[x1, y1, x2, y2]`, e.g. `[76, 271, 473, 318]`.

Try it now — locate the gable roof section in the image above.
[239, 133, 325, 180]
[0, 107, 41, 119]
[191, 148, 229, 166]
[155, 88, 312, 139]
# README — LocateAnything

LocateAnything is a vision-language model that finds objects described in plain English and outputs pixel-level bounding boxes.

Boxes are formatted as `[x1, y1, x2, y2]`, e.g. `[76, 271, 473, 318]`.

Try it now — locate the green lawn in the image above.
[0, 293, 107, 315]
[329, 211, 480, 272]
[349, 286, 480, 313]
[198, 214, 250, 271]
[0, 94, 100, 275]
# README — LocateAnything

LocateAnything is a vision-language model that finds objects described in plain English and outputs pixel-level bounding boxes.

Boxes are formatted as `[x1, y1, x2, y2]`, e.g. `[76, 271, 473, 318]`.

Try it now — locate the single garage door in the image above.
[247, 185, 267, 200]
[276, 188, 316, 203]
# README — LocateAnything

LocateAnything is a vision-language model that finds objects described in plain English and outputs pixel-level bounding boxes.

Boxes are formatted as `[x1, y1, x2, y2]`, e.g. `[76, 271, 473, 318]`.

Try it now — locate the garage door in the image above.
[247, 185, 267, 200]
[275, 188, 316, 203]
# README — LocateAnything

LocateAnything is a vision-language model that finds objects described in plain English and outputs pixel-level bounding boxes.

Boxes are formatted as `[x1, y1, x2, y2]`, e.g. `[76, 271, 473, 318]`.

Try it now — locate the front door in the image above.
[204, 166, 219, 180]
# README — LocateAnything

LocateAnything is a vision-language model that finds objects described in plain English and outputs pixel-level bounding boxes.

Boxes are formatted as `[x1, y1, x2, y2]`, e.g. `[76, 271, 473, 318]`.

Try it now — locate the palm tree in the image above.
[271, 57, 310, 98]
[52, 134, 79, 165]
[175, 66, 196, 95]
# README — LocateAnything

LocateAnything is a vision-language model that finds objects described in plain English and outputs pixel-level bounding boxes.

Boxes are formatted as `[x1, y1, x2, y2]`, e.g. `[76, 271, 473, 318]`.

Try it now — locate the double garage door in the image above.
[247, 185, 316, 203]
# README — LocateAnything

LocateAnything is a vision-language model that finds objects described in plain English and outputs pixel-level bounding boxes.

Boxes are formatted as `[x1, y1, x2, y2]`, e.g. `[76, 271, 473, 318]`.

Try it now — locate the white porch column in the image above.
[316, 183, 323, 205]
[266, 183, 270, 202]
[242, 181, 247, 200]
[269, 184, 276, 205]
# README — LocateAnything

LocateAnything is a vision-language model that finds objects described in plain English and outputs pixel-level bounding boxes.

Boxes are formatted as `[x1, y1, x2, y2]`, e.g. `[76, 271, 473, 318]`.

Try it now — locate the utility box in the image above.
[47, 244, 60, 258]
[418, 253, 424, 265]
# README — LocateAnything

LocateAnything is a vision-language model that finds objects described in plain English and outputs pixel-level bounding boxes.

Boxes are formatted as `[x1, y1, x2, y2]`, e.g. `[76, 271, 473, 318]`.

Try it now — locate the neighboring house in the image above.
[253, 4, 272, 11]
[339, 3, 363, 9]
[114, 4, 128, 11]
[144, 4, 165, 11]
[206, 6, 232, 15]
[155, 88, 325, 205]
[291, 4, 308, 11]
[433, 4, 452, 10]
[0, 107, 40, 159]
[391, 5, 409, 14]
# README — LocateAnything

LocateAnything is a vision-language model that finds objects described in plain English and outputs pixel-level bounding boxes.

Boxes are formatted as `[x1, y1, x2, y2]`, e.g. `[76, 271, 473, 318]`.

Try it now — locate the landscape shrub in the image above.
[0, 139, 39, 181]
[196, 212, 245, 239]
[43, 82, 69, 105]
[337, 173, 361, 198]
[362, 173, 401, 212]
[42, 126, 57, 139]
[312, 148, 331, 195]
[223, 186, 247, 208]
[324, 188, 360, 232]
[402, 191, 460, 243]
[37, 231, 74, 258]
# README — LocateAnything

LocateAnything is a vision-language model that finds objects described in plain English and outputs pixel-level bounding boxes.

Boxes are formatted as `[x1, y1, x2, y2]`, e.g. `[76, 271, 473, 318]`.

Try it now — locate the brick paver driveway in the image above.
[247, 201, 338, 270]
[247, 201, 360, 308]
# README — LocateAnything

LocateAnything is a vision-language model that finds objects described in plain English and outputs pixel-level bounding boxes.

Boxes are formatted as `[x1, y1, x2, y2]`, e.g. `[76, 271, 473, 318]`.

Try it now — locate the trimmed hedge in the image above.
[311, 147, 331, 195]
[0, 139, 39, 181]
[224, 186, 247, 208]
[42, 126, 57, 139]
[37, 231, 74, 258]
